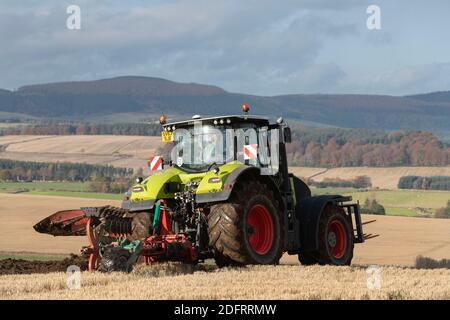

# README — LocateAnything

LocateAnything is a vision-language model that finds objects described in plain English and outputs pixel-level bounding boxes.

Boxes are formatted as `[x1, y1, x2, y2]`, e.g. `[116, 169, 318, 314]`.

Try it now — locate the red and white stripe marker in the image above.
[244, 144, 258, 160]
[149, 156, 163, 171]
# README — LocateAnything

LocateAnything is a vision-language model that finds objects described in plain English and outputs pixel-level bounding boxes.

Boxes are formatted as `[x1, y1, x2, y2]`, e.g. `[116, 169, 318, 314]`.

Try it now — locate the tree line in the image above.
[398, 176, 450, 191]
[0, 159, 133, 182]
[0, 122, 162, 136]
[2, 122, 450, 167]
[286, 130, 450, 167]
[0, 159, 136, 194]
[309, 176, 372, 189]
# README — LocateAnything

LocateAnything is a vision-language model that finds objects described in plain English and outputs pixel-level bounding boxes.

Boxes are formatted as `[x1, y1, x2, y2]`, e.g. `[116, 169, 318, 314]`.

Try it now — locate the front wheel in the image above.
[317, 205, 354, 265]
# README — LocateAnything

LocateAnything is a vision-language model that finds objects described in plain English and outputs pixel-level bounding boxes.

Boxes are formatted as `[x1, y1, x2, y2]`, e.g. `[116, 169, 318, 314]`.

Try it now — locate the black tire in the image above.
[298, 252, 319, 265]
[99, 246, 132, 272]
[316, 205, 354, 266]
[208, 180, 284, 266]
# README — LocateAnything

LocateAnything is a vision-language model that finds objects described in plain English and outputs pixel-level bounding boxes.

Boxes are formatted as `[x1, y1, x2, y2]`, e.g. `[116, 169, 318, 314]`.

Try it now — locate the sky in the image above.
[1, 0, 450, 96]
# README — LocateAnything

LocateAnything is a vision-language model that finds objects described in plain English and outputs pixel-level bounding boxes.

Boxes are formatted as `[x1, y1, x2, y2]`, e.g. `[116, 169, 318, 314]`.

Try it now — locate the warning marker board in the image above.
[149, 156, 163, 171]
[244, 144, 257, 160]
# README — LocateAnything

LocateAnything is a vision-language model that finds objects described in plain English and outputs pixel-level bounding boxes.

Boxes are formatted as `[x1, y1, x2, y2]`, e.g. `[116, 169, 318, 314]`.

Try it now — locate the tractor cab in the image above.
[158, 110, 291, 178]
[160, 115, 276, 173]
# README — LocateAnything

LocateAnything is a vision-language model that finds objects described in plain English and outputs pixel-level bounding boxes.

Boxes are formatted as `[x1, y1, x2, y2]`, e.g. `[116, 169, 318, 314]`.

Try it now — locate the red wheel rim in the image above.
[327, 220, 347, 259]
[247, 204, 274, 255]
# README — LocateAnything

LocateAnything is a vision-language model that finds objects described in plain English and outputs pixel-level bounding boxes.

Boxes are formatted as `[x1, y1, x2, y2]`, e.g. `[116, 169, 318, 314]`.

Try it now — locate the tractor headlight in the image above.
[132, 186, 144, 192]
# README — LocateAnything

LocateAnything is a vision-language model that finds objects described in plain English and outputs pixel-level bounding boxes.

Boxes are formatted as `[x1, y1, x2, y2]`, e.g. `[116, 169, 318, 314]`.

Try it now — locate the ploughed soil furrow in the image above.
[0, 254, 88, 275]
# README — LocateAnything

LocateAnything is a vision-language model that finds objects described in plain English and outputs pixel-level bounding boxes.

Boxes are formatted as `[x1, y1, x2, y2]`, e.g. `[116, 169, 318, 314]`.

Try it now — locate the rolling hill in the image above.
[1, 76, 450, 137]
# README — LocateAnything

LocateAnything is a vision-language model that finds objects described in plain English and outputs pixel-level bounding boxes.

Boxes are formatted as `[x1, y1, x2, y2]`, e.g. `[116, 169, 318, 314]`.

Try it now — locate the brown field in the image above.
[0, 135, 164, 171]
[0, 193, 120, 254]
[291, 166, 450, 189]
[1, 193, 449, 266]
[0, 193, 450, 300]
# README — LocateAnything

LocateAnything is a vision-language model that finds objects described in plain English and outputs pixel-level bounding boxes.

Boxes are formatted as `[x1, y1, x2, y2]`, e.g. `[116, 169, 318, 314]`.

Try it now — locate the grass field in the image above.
[1, 264, 449, 300]
[28, 191, 122, 200]
[0, 123, 25, 128]
[0, 181, 88, 192]
[312, 187, 450, 217]
[1, 182, 449, 216]
[0, 181, 123, 200]
[2, 179, 448, 217]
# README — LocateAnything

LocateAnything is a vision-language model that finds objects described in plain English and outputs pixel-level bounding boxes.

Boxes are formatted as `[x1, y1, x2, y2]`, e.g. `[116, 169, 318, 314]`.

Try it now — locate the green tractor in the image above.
[34, 106, 365, 272]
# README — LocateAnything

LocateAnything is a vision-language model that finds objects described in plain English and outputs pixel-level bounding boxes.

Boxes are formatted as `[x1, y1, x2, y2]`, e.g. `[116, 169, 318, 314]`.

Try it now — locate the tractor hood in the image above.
[121, 161, 245, 211]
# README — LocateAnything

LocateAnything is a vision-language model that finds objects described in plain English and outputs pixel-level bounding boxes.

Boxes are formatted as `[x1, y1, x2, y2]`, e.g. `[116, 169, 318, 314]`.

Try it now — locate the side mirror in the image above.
[283, 127, 292, 143]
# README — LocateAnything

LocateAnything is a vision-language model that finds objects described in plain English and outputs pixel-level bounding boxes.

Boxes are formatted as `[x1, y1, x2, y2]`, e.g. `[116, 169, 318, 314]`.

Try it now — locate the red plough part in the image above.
[139, 200, 197, 264]
[33, 209, 88, 236]
[34, 200, 199, 272]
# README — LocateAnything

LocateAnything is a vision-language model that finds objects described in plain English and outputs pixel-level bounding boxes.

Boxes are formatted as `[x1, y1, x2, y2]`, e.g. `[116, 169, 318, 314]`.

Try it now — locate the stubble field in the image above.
[1, 263, 449, 300]
[0, 135, 164, 171]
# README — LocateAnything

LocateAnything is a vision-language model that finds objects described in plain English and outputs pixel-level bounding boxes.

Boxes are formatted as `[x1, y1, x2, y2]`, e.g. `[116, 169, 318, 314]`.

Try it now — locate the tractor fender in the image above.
[196, 165, 282, 205]
[296, 195, 349, 252]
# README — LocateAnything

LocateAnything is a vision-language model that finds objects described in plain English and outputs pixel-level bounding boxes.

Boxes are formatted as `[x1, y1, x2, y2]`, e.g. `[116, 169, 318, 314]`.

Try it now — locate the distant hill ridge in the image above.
[18, 76, 226, 96]
[1, 76, 450, 136]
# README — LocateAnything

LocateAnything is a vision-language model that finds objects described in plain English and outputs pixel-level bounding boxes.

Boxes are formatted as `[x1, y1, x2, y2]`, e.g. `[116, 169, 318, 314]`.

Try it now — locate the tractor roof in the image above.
[163, 115, 270, 128]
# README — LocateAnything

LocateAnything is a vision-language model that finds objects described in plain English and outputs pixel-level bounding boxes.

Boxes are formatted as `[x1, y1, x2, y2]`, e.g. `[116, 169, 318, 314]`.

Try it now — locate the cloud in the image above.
[371, 63, 450, 95]
[0, 1, 448, 96]
[0, 0, 360, 92]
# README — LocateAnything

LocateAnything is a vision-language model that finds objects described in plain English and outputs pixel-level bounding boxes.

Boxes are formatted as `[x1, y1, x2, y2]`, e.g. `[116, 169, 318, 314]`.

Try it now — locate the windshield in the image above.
[172, 125, 232, 171]
[168, 121, 278, 173]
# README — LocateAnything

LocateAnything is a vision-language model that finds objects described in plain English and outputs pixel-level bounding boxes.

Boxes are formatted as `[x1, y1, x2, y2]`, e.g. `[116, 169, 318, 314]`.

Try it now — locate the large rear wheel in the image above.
[208, 180, 283, 266]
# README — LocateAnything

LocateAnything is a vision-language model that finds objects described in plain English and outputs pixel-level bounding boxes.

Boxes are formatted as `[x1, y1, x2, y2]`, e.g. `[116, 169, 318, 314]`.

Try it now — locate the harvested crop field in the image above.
[1, 263, 449, 300]
[0, 135, 164, 171]
[291, 166, 450, 189]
